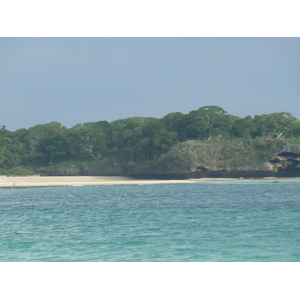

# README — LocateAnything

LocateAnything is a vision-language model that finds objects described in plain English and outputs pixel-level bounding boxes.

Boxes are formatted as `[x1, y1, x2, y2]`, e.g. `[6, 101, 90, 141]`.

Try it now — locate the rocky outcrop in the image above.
[38, 141, 300, 178]
[269, 151, 300, 171]
[150, 140, 300, 178]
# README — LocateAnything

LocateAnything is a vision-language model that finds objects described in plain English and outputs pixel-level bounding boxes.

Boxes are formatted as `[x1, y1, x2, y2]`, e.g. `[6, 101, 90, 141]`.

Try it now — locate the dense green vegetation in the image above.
[2, 106, 300, 176]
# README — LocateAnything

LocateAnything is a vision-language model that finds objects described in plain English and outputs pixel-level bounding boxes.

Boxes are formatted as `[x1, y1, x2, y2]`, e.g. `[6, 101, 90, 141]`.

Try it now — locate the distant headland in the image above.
[1, 105, 300, 178]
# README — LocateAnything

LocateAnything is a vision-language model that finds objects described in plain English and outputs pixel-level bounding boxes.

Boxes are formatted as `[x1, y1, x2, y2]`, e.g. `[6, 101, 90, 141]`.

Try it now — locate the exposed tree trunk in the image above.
[276, 132, 283, 138]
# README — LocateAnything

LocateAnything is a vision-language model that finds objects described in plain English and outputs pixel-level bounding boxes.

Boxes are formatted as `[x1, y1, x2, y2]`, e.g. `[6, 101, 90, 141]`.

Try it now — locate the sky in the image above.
[1, 37, 300, 131]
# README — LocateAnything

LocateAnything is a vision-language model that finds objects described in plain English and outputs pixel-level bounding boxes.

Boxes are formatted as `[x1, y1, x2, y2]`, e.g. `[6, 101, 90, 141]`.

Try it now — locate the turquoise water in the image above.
[0, 180, 300, 261]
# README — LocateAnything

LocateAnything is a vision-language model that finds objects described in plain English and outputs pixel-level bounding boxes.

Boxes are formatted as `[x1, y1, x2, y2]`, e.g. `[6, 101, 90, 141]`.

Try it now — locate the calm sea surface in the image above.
[0, 180, 300, 261]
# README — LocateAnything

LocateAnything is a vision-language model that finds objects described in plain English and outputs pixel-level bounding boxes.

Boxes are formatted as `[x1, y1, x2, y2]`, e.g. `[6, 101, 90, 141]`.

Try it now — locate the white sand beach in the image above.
[0, 175, 240, 188]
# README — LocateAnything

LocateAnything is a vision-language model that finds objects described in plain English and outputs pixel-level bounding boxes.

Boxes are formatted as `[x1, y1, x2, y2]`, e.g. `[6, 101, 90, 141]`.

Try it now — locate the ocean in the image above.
[0, 180, 300, 261]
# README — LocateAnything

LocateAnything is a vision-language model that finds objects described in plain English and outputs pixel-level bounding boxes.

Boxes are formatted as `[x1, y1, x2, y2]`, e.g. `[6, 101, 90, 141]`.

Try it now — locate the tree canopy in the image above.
[1, 105, 300, 175]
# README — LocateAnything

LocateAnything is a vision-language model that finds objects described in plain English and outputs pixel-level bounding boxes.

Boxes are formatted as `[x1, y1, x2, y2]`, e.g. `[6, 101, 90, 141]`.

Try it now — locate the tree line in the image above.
[1, 105, 300, 174]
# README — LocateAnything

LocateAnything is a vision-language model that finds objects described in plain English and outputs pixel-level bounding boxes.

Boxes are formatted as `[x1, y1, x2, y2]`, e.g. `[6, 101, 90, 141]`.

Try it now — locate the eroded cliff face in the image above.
[157, 139, 291, 174]
[186, 151, 300, 178]
[152, 138, 300, 178]
[39, 141, 300, 178]
[268, 151, 300, 171]
[195, 152, 300, 173]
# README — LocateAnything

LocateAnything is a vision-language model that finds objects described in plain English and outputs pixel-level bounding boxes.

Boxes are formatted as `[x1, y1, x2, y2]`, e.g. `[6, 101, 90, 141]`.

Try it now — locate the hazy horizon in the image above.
[1, 38, 300, 131]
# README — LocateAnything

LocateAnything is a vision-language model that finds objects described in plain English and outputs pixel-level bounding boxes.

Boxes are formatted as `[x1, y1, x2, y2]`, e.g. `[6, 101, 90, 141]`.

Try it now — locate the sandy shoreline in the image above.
[0, 175, 299, 189]
[0, 175, 243, 188]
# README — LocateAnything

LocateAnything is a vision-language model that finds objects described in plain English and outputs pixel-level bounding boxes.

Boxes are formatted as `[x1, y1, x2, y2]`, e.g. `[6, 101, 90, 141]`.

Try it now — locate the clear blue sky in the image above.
[1, 37, 300, 131]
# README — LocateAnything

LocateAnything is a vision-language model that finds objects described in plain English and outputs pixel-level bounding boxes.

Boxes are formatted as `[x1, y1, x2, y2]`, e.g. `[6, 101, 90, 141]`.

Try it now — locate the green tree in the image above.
[39, 135, 68, 164]
[252, 112, 298, 138]
[186, 106, 232, 140]
[231, 116, 254, 138]
[0, 137, 12, 165]
[71, 122, 107, 159]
